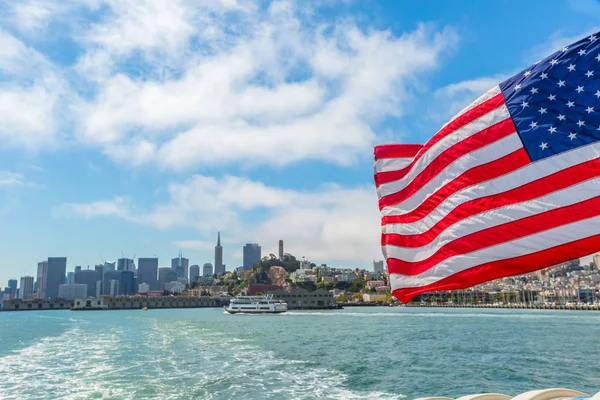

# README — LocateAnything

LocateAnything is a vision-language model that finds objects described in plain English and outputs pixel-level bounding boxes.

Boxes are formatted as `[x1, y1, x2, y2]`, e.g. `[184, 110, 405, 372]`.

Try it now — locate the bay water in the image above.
[1, 307, 599, 399]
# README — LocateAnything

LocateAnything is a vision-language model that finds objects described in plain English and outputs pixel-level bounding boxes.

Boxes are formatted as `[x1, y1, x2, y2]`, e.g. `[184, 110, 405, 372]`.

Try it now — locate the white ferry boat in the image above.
[225, 295, 287, 314]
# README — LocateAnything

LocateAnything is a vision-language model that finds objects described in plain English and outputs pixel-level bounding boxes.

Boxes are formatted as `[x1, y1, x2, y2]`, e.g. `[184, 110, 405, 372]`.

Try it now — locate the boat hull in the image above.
[225, 309, 287, 314]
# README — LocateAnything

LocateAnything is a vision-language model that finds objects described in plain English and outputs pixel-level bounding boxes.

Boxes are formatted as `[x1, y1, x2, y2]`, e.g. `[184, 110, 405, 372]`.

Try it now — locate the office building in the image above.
[95, 264, 105, 276]
[7, 279, 17, 300]
[74, 269, 101, 298]
[19, 276, 34, 300]
[75, 266, 82, 273]
[104, 261, 116, 271]
[138, 258, 158, 291]
[158, 267, 177, 290]
[58, 284, 87, 300]
[243, 243, 261, 271]
[215, 232, 224, 275]
[171, 253, 189, 283]
[120, 271, 135, 295]
[45, 257, 67, 299]
[66, 272, 74, 285]
[103, 271, 122, 295]
[36, 261, 48, 298]
[190, 265, 200, 283]
[117, 258, 135, 272]
[279, 240, 284, 260]
[203, 263, 213, 276]
[373, 260, 385, 274]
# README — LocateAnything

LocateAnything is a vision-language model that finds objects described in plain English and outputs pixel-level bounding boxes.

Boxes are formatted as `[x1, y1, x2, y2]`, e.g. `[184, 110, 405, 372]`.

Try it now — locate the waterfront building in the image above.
[7, 279, 17, 300]
[36, 261, 48, 298]
[214, 232, 224, 275]
[190, 265, 200, 283]
[362, 293, 388, 302]
[278, 240, 284, 260]
[138, 258, 158, 290]
[203, 263, 213, 276]
[267, 287, 335, 309]
[45, 257, 67, 299]
[19, 276, 34, 300]
[74, 269, 101, 297]
[58, 284, 87, 300]
[243, 243, 261, 271]
[117, 258, 135, 272]
[373, 260, 385, 274]
[171, 253, 189, 283]
[165, 281, 185, 293]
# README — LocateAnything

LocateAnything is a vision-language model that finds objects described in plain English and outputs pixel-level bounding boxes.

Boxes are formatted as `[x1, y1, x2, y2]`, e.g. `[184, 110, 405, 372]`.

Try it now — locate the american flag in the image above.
[374, 32, 600, 304]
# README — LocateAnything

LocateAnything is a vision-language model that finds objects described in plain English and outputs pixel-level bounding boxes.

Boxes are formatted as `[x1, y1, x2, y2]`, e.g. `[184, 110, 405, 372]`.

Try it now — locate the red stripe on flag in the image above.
[376, 118, 516, 201]
[382, 156, 600, 241]
[375, 92, 505, 171]
[380, 148, 530, 223]
[374, 144, 422, 160]
[385, 195, 600, 276]
[392, 232, 600, 304]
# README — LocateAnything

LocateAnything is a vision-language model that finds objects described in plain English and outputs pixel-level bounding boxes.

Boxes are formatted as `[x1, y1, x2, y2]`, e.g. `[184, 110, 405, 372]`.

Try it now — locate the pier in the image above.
[0, 295, 226, 311]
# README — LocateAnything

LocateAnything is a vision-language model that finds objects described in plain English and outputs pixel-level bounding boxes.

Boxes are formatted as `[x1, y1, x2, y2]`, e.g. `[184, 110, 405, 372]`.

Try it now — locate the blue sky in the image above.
[0, 0, 599, 285]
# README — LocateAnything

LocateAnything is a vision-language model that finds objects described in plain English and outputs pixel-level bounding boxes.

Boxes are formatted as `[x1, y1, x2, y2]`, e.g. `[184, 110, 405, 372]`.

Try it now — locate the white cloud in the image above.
[0, 1, 458, 169]
[55, 196, 134, 220]
[0, 171, 26, 187]
[57, 175, 383, 264]
[70, 1, 457, 170]
[0, 30, 71, 149]
[430, 74, 507, 123]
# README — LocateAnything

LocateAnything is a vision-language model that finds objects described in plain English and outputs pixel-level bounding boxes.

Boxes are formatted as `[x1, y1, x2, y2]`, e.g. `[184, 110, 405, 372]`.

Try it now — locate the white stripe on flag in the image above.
[374, 157, 413, 174]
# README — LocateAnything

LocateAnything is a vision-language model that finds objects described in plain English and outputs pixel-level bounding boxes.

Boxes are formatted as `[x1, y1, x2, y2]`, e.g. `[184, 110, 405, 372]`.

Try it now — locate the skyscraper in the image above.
[279, 240, 284, 260]
[121, 271, 135, 295]
[45, 257, 67, 299]
[19, 276, 34, 300]
[7, 279, 17, 299]
[103, 271, 122, 295]
[75, 266, 82, 273]
[36, 261, 48, 298]
[203, 263, 213, 276]
[243, 243, 261, 271]
[104, 261, 116, 271]
[189, 265, 200, 283]
[138, 258, 158, 291]
[373, 260, 385, 274]
[158, 267, 177, 290]
[74, 269, 101, 298]
[171, 252, 189, 283]
[214, 232, 224, 275]
[117, 258, 134, 272]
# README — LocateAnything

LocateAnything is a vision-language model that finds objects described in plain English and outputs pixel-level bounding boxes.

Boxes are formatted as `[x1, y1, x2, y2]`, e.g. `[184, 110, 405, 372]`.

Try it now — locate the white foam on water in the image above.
[0, 312, 401, 399]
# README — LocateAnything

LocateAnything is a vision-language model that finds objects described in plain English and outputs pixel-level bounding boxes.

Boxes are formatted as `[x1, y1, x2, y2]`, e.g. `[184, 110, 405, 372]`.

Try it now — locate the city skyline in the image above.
[1, 1, 600, 286]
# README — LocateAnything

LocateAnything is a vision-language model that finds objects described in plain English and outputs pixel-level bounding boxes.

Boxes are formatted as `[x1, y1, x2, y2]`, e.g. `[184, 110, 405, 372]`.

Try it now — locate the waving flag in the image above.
[375, 32, 600, 304]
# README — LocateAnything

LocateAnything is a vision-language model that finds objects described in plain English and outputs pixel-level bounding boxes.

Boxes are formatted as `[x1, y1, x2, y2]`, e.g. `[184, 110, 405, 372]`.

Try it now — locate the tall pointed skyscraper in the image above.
[214, 232, 224, 275]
